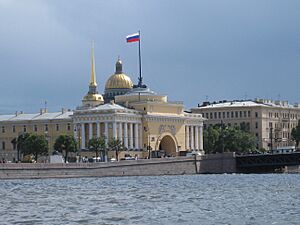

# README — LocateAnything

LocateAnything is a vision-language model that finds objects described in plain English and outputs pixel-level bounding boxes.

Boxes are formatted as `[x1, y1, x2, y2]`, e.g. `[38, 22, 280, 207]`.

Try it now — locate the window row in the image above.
[269, 112, 299, 120]
[204, 121, 258, 130]
[203, 110, 255, 120]
[1, 123, 72, 133]
[269, 122, 297, 129]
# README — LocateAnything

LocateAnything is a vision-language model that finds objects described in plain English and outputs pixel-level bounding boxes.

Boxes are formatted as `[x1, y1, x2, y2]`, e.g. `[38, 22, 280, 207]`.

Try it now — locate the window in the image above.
[223, 112, 225, 118]
[214, 112, 217, 119]
[235, 111, 238, 118]
[231, 112, 234, 118]
[244, 111, 247, 117]
[56, 124, 59, 131]
[12, 125, 16, 133]
[34, 125, 38, 132]
[240, 111, 242, 117]
[45, 124, 48, 132]
[227, 112, 230, 118]
[255, 122, 258, 129]
[210, 113, 213, 119]
[255, 112, 258, 118]
[67, 123, 71, 131]
[2, 141, 5, 150]
[1, 126, 5, 133]
[12, 141, 16, 150]
[23, 125, 27, 132]
[248, 111, 251, 117]
[206, 113, 209, 118]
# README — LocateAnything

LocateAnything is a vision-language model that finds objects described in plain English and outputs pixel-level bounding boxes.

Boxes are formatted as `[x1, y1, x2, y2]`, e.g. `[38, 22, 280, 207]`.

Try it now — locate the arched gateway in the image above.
[156, 134, 178, 157]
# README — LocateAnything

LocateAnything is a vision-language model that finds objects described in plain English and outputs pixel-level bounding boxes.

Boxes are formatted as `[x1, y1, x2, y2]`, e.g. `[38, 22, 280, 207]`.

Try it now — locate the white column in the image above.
[199, 125, 204, 150]
[96, 122, 100, 138]
[185, 125, 190, 150]
[113, 122, 117, 139]
[195, 126, 199, 150]
[104, 122, 108, 145]
[139, 124, 143, 151]
[89, 123, 93, 140]
[134, 123, 139, 150]
[124, 123, 128, 149]
[81, 123, 85, 149]
[191, 126, 194, 150]
[129, 123, 133, 149]
[118, 122, 123, 143]
[74, 124, 78, 139]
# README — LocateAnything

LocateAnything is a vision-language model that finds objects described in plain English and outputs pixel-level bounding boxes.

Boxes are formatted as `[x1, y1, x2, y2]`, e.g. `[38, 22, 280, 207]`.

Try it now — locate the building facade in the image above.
[0, 109, 73, 161]
[0, 46, 204, 161]
[192, 99, 300, 150]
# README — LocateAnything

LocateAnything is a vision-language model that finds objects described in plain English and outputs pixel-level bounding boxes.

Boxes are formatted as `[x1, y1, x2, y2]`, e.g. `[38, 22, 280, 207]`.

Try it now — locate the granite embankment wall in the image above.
[0, 153, 236, 179]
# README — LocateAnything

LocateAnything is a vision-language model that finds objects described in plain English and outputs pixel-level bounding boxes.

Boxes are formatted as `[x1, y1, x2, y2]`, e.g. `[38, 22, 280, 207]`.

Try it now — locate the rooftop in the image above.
[196, 99, 300, 109]
[0, 110, 73, 122]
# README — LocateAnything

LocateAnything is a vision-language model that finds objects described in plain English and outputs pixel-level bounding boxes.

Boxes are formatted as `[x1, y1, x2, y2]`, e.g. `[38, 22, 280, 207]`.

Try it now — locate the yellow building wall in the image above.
[0, 120, 73, 155]
[142, 119, 186, 155]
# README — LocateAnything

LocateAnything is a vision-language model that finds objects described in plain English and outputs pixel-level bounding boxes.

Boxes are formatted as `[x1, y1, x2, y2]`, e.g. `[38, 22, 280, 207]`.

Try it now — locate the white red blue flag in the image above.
[126, 33, 140, 43]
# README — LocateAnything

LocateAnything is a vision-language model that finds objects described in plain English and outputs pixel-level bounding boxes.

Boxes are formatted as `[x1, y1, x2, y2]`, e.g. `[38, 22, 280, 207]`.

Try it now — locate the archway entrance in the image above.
[159, 135, 177, 157]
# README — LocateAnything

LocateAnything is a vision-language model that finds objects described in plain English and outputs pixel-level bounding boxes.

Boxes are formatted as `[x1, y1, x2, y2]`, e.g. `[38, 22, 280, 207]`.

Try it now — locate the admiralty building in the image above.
[0, 46, 204, 161]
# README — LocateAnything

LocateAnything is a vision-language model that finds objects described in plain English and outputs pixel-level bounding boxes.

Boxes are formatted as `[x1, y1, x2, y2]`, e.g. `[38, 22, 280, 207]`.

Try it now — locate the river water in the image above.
[0, 174, 299, 225]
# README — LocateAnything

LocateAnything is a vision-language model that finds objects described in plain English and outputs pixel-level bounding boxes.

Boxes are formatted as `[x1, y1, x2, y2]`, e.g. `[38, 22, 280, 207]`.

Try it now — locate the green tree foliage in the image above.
[291, 120, 300, 149]
[23, 134, 49, 162]
[11, 133, 30, 161]
[203, 126, 220, 154]
[108, 138, 123, 161]
[203, 125, 257, 154]
[54, 135, 77, 163]
[88, 137, 106, 162]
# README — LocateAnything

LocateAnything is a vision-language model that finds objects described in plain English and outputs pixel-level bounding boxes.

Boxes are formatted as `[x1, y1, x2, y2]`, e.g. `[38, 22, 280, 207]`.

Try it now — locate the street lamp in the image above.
[144, 126, 152, 159]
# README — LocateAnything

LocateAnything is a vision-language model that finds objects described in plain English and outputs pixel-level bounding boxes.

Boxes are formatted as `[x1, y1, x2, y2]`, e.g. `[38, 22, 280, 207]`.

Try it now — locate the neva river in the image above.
[0, 174, 299, 225]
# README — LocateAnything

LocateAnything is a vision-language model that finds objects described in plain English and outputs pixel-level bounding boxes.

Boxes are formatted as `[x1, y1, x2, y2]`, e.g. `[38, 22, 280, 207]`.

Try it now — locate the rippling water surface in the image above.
[0, 174, 299, 225]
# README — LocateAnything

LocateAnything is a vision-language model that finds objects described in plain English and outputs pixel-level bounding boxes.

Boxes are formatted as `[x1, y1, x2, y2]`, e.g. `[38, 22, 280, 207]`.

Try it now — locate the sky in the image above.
[0, 0, 299, 114]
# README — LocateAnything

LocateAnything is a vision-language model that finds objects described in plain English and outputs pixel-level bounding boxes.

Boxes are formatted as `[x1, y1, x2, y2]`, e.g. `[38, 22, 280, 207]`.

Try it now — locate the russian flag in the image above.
[126, 33, 140, 43]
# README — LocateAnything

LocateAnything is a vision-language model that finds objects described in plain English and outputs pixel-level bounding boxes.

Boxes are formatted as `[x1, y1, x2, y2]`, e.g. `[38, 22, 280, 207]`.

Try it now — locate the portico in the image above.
[73, 103, 142, 150]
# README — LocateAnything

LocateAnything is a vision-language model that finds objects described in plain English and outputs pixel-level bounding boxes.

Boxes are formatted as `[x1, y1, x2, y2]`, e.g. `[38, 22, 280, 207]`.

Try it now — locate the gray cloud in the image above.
[0, 0, 299, 114]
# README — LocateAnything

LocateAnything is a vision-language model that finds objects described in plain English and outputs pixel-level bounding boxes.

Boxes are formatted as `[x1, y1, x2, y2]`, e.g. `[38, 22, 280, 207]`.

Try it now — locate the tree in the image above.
[54, 135, 77, 163]
[11, 133, 30, 162]
[108, 138, 123, 161]
[203, 125, 256, 154]
[23, 134, 49, 162]
[291, 120, 300, 149]
[88, 137, 106, 162]
[223, 127, 256, 154]
[203, 126, 220, 154]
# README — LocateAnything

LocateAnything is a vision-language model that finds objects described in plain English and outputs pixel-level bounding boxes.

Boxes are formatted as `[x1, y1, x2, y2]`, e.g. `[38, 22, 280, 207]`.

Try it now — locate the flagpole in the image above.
[138, 30, 142, 87]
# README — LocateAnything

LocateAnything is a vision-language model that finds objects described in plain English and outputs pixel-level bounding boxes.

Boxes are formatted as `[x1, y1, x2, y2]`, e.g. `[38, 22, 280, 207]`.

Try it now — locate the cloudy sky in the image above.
[0, 0, 299, 114]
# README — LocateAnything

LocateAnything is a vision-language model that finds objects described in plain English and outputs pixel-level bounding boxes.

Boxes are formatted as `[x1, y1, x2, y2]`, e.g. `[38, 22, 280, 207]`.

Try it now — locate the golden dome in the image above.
[83, 93, 104, 101]
[105, 73, 133, 90]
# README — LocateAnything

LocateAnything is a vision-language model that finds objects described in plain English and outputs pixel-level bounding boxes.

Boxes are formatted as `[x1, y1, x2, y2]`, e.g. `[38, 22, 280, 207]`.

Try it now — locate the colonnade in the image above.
[185, 125, 203, 150]
[78, 121, 142, 150]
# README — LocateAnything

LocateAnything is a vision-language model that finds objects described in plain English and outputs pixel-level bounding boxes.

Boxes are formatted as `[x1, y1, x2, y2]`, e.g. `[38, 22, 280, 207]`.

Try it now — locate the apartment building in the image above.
[191, 99, 300, 150]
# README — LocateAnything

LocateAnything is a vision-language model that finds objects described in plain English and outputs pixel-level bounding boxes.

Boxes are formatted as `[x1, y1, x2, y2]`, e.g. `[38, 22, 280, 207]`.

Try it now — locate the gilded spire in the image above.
[90, 41, 97, 86]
